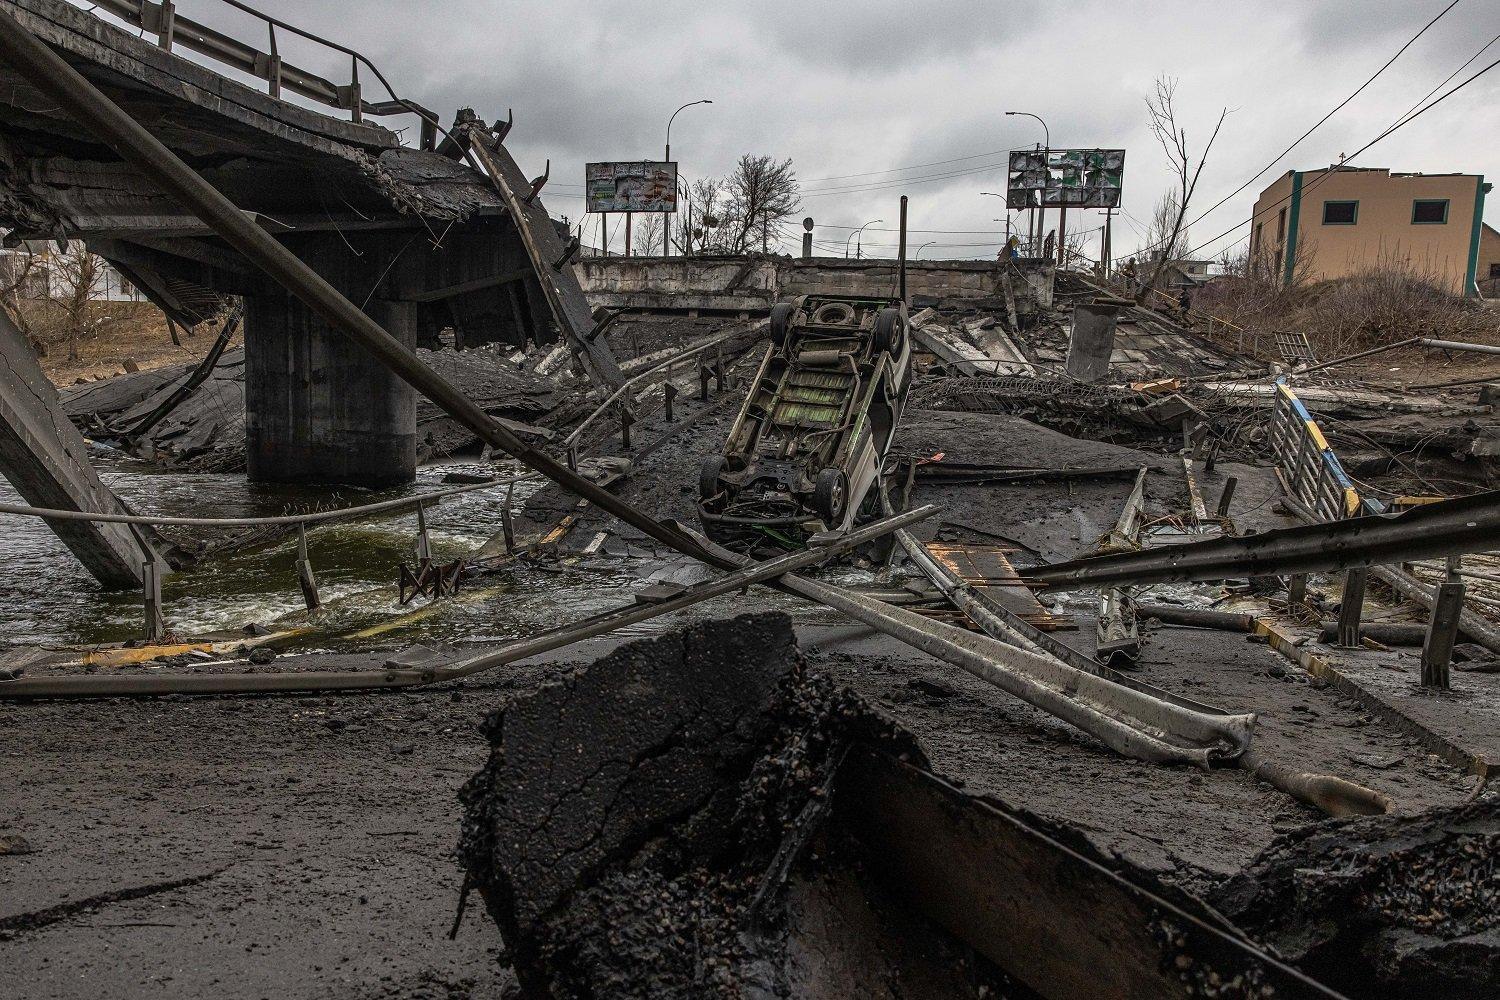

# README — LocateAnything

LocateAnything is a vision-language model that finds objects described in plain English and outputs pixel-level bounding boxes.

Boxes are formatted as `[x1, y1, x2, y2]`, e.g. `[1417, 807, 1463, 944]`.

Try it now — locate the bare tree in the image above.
[724, 155, 800, 254]
[53, 243, 106, 361]
[632, 211, 665, 256]
[1142, 190, 1192, 267]
[0, 244, 40, 350]
[673, 177, 726, 255]
[1136, 76, 1227, 303]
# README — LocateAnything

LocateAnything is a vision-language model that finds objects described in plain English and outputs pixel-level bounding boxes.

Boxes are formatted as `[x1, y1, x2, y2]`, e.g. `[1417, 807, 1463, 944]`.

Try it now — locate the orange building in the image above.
[1249, 166, 1490, 296]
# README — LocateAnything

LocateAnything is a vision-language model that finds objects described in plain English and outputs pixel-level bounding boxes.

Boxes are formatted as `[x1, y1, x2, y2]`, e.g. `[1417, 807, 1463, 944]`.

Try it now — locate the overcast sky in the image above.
[135, 1, 1500, 260]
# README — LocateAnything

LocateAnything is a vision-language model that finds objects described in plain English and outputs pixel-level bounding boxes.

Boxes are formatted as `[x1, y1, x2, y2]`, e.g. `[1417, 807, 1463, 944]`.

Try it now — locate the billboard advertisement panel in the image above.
[1006, 149, 1124, 209]
[585, 161, 679, 213]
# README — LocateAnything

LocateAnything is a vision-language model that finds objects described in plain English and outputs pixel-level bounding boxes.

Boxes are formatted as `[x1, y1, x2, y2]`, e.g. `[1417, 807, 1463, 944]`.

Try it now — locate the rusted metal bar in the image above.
[1216, 476, 1237, 519]
[501, 482, 516, 555]
[142, 558, 165, 641]
[295, 522, 319, 612]
[1137, 604, 1255, 633]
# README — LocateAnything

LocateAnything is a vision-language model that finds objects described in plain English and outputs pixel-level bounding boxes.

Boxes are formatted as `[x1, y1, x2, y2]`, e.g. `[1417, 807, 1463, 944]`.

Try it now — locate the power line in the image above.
[1384, 25, 1500, 131]
[1130, 0, 1465, 260]
[817, 224, 1016, 234]
[801, 159, 1009, 197]
[798, 146, 1018, 184]
[1182, 52, 1500, 259]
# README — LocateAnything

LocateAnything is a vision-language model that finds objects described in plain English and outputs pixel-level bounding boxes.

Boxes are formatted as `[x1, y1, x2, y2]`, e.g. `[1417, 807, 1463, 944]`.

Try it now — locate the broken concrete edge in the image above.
[1252, 615, 1491, 780]
[837, 747, 1350, 1000]
[454, 611, 928, 995]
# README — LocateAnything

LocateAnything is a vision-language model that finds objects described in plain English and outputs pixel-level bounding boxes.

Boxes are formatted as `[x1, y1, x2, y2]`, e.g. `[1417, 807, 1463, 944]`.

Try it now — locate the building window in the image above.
[1412, 199, 1449, 224]
[1322, 200, 1358, 225]
[1490, 263, 1500, 279]
[1276, 207, 1286, 241]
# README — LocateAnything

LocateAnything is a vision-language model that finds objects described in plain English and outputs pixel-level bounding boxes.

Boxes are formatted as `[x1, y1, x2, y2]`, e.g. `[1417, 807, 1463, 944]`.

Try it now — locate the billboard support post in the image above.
[1058, 205, 1067, 268]
[625, 213, 632, 257]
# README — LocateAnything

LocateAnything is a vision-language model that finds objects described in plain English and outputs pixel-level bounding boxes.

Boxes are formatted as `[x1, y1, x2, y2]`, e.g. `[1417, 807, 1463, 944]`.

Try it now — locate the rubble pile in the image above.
[1213, 793, 1500, 999]
[58, 346, 568, 470]
[456, 613, 998, 999]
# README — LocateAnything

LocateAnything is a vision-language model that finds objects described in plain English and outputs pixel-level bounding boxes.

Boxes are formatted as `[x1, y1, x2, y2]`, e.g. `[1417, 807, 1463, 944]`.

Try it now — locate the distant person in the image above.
[1177, 286, 1192, 317]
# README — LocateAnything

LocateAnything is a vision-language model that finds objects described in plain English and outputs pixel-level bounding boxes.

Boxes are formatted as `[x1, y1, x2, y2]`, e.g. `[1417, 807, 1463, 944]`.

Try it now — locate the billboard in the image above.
[1007, 149, 1124, 209]
[585, 161, 679, 213]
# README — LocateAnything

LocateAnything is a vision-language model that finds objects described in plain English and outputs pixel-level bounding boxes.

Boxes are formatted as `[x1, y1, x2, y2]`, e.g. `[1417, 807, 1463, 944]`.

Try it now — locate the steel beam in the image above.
[1029, 490, 1500, 592]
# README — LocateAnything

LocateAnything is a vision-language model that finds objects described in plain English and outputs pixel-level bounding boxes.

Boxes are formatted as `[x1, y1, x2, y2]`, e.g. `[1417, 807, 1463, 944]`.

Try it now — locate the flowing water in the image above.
[0, 459, 847, 655]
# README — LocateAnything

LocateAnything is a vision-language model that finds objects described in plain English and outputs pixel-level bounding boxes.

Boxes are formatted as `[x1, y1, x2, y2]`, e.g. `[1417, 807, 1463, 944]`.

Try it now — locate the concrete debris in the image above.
[58, 345, 570, 472]
[1213, 794, 1500, 999]
[457, 612, 971, 999]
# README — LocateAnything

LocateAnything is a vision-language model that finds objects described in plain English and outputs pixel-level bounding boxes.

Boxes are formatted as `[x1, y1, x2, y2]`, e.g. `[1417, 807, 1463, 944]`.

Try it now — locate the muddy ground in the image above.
[0, 606, 1476, 998]
[3, 345, 1491, 996]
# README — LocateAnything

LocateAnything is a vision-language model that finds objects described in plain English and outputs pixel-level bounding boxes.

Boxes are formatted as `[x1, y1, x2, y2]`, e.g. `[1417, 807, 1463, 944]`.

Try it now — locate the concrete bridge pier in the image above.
[0, 306, 162, 588]
[245, 293, 417, 487]
[244, 235, 417, 486]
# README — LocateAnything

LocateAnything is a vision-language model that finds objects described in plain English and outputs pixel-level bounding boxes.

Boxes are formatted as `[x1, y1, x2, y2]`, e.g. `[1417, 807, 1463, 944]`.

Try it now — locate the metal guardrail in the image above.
[1268, 379, 1362, 521]
[88, 0, 438, 145]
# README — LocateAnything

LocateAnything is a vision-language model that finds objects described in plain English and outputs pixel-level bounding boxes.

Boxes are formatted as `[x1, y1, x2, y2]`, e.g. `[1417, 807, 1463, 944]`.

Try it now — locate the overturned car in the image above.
[698, 294, 912, 551]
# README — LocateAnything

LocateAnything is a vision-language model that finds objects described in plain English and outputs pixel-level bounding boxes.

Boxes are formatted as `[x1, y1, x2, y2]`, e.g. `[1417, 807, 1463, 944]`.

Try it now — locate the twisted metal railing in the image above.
[87, 0, 439, 145]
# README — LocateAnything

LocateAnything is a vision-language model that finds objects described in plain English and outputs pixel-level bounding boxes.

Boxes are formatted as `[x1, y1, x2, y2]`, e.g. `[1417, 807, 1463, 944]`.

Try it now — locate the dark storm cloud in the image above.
[161, 0, 1498, 256]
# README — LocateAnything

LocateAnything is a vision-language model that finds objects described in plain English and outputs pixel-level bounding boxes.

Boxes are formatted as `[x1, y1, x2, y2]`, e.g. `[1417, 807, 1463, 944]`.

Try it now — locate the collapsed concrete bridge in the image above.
[0, 0, 617, 490]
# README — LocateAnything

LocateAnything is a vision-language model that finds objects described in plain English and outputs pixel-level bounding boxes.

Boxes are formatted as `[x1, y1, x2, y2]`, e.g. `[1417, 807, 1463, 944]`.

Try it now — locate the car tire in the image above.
[699, 456, 726, 503]
[872, 307, 904, 354]
[769, 303, 795, 351]
[813, 468, 848, 525]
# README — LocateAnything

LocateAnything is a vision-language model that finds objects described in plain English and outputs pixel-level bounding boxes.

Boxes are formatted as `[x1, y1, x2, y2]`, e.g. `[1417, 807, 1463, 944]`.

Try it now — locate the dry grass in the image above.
[1193, 253, 1500, 362]
[7, 300, 239, 388]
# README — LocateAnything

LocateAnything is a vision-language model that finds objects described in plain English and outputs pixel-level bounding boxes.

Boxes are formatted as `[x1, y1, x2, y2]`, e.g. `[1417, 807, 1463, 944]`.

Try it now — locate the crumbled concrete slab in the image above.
[457, 612, 985, 998]
[1212, 793, 1500, 998]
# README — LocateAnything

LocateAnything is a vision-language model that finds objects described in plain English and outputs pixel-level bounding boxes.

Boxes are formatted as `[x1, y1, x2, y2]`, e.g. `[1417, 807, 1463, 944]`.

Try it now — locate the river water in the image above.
[0, 458, 839, 654]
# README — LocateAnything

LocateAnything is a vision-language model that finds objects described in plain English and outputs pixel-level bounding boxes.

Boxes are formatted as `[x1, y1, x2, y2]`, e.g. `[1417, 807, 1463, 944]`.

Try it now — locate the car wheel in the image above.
[769, 303, 795, 351]
[813, 468, 849, 525]
[699, 456, 727, 503]
[872, 307, 904, 354]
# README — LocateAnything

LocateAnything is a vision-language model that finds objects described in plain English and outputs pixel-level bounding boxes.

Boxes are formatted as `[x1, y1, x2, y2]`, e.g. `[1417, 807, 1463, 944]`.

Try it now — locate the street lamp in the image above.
[1005, 110, 1051, 255]
[846, 219, 882, 259]
[914, 241, 935, 258]
[664, 99, 712, 258]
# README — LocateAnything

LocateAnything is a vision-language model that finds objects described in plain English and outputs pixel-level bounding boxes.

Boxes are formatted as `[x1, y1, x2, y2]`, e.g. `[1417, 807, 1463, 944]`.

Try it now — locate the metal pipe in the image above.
[1292, 336, 1500, 379]
[1029, 490, 1500, 591]
[688, 528, 1253, 768]
[0, 506, 938, 699]
[0, 10, 724, 568]
[0, 475, 526, 528]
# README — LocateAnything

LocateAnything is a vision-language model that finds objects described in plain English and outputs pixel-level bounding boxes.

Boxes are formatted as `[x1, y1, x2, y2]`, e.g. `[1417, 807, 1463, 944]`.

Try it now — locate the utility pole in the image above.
[1102, 207, 1113, 275]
